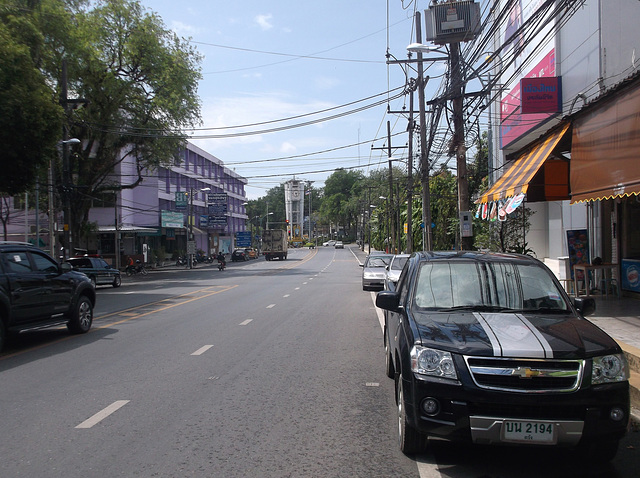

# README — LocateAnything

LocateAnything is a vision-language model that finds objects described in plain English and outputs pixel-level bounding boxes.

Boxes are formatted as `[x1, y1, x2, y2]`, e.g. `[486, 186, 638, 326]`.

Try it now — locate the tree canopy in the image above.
[0, 1, 63, 194]
[1, 0, 203, 244]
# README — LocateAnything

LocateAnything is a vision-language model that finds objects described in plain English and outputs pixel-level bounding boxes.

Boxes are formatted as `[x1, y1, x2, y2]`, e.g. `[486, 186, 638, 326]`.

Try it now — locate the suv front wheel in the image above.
[66, 296, 93, 334]
[397, 378, 427, 455]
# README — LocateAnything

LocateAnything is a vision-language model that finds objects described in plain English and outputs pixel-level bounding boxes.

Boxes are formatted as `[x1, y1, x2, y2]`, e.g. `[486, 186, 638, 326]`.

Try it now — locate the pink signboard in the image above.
[520, 76, 562, 114]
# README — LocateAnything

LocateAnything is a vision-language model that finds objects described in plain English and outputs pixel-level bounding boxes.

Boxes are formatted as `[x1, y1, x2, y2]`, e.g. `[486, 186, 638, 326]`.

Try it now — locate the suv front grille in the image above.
[465, 357, 584, 393]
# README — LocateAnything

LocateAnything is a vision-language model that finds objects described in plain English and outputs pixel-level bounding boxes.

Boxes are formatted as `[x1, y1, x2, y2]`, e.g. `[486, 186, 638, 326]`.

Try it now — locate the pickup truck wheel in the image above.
[397, 378, 426, 455]
[113, 275, 121, 288]
[66, 296, 93, 334]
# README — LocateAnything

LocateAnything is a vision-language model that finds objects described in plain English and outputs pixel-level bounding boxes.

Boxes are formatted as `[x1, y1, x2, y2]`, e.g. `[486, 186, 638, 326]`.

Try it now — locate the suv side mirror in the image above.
[60, 262, 72, 273]
[376, 290, 401, 312]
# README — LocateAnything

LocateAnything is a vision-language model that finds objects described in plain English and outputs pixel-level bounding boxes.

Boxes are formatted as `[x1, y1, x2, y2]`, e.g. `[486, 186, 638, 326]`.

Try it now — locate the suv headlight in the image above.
[410, 346, 457, 380]
[592, 354, 629, 384]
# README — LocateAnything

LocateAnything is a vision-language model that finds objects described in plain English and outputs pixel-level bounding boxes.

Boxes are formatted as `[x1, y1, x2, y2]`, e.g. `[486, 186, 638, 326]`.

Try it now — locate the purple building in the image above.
[87, 141, 248, 267]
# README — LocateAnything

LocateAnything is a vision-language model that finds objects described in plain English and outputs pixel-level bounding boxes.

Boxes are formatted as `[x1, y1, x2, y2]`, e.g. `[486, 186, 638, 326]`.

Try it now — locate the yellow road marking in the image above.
[95, 285, 238, 329]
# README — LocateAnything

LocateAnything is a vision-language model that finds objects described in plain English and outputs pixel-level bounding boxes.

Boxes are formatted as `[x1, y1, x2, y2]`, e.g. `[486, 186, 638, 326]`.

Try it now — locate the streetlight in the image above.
[408, 34, 472, 250]
[405, 13, 442, 251]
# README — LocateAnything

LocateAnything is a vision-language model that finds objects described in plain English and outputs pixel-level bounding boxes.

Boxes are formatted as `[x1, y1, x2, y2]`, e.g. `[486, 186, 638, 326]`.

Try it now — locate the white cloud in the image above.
[255, 14, 273, 31]
[279, 142, 297, 154]
[170, 20, 203, 37]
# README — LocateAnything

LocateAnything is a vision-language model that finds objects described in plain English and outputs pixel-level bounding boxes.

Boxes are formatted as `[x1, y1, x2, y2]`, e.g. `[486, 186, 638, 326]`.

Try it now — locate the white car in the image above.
[384, 254, 410, 290]
[323, 240, 336, 247]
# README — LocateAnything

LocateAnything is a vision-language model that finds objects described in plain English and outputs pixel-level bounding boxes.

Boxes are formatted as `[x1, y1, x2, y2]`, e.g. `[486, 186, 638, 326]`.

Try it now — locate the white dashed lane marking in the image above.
[75, 400, 130, 429]
[191, 345, 214, 356]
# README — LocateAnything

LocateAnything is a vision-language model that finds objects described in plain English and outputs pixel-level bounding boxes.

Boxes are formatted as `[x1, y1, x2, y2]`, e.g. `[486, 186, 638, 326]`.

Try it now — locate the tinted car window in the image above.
[31, 251, 59, 273]
[415, 262, 482, 308]
[414, 261, 569, 311]
[4, 252, 32, 274]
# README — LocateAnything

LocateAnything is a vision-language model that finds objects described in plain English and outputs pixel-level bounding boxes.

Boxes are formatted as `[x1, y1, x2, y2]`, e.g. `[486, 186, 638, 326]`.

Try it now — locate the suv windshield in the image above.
[413, 261, 569, 312]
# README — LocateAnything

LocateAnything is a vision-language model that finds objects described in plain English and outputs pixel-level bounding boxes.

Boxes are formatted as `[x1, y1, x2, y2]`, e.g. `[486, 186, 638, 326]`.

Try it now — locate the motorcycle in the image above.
[126, 260, 148, 276]
[217, 260, 226, 271]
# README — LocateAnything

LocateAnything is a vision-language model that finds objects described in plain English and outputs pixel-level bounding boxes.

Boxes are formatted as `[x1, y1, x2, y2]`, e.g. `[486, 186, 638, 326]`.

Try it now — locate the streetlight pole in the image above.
[414, 11, 432, 251]
[450, 42, 472, 250]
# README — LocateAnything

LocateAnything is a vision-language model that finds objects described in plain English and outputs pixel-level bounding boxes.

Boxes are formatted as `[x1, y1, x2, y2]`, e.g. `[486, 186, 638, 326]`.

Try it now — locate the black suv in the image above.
[0, 242, 96, 352]
[376, 251, 629, 461]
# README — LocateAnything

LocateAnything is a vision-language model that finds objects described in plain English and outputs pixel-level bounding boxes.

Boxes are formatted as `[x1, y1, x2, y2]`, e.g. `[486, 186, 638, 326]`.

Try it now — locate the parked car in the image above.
[231, 249, 248, 261]
[361, 253, 393, 291]
[0, 241, 96, 352]
[334, 241, 344, 249]
[323, 240, 336, 247]
[384, 253, 410, 290]
[376, 251, 629, 460]
[244, 248, 258, 259]
[68, 255, 121, 288]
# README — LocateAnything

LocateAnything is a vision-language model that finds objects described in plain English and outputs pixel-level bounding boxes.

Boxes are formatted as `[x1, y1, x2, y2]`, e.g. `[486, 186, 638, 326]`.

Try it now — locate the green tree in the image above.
[0, 2, 63, 194]
[430, 167, 458, 250]
[320, 168, 364, 237]
[60, 0, 202, 246]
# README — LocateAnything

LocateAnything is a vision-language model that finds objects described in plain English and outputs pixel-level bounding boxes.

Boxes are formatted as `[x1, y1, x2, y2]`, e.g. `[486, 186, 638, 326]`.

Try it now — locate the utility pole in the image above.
[406, 87, 414, 254]
[60, 60, 72, 260]
[386, 122, 395, 254]
[416, 11, 432, 251]
[450, 42, 472, 250]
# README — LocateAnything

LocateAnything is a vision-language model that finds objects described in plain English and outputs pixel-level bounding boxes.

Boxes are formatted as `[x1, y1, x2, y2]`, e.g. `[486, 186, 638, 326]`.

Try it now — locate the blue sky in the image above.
[139, 1, 446, 199]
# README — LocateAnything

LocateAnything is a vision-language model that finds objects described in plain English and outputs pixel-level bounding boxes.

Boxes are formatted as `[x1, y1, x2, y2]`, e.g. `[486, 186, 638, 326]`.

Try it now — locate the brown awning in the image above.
[570, 82, 640, 203]
[476, 122, 571, 205]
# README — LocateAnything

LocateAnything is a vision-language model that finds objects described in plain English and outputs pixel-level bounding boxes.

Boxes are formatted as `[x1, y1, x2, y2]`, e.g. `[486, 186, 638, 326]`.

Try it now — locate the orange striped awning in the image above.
[476, 122, 571, 205]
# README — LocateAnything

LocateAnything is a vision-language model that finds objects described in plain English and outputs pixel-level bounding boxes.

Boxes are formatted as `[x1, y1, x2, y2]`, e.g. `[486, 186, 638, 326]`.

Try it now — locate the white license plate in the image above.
[502, 420, 556, 444]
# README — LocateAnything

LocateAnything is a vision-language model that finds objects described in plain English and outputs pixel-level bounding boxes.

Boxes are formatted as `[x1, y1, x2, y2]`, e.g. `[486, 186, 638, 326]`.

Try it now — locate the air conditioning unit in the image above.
[425, 1, 481, 44]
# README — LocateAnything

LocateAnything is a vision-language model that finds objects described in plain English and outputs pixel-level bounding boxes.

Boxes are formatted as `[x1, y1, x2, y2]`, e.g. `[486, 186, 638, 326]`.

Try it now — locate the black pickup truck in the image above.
[376, 251, 630, 462]
[0, 242, 96, 352]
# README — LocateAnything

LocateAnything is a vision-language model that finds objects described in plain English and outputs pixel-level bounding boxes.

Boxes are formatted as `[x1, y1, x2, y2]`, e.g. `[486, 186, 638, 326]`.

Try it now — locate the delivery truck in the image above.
[262, 229, 288, 261]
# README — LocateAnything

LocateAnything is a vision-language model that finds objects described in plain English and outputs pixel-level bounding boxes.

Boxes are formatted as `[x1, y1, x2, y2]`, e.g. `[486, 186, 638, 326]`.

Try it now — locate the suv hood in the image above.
[413, 311, 621, 359]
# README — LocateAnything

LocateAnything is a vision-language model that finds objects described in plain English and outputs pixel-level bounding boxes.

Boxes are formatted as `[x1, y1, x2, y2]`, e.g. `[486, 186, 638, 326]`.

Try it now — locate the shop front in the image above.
[570, 75, 640, 298]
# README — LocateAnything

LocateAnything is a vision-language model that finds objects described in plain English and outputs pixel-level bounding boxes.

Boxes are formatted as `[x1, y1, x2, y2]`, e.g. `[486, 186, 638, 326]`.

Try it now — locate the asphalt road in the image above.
[1, 246, 639, 478]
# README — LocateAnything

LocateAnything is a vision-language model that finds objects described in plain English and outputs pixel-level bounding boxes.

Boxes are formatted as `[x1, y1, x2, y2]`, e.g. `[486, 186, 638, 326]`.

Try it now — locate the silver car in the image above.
[361, 254, 393, 291]
[384, 254, 410, 290]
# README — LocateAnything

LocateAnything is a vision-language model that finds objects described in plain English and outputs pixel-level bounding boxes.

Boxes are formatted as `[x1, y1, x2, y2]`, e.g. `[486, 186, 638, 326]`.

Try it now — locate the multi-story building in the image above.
[4, 141, 248, 268]
[473, 0, 640, 296]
